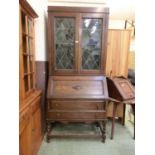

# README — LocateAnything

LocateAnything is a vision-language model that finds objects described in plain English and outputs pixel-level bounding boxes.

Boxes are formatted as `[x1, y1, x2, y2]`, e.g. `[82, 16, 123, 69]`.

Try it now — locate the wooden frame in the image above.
[19, 1, 43, 155]
[48, 12, 79, 75]
[19, 4, 37, 101]
[47, 6, 109, 75]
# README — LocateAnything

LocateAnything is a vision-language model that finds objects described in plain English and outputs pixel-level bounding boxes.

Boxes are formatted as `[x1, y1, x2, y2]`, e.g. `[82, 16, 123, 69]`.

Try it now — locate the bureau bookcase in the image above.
[47, 6, 109, 142]
[19, 0, 42, 155]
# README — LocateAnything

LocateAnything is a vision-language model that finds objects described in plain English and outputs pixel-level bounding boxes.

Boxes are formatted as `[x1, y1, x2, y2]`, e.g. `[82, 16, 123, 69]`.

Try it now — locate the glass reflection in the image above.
[82, 18, 103, 70]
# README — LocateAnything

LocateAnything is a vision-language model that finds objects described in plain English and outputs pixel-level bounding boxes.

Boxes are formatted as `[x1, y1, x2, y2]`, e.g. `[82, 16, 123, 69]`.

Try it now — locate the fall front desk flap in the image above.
[107, 77, 135, 102]
[47, 76, 109, 100]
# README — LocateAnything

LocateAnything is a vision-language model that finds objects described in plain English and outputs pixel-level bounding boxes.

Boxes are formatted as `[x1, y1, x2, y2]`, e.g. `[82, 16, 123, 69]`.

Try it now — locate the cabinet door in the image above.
[106, 30, 131, 77]
[19, 120, 32, 155]
[31, 109, 42, 155]
[31, 97, 42, 155]
[80, 14, 107, 74]
[48, 13, 79, 74]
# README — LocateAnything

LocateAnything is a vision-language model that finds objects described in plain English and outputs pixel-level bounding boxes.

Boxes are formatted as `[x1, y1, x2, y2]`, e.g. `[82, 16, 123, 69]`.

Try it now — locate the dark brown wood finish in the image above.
[107, 77, 135, 101]
[47, 6, 109, 142]
[46, 76, 108, 142]
[107, 77, 135, 139]
[48, 6, 109, 13]
[47, 76, 108, 99]
[48, 13, 79, 75]
[47, 6, 109, 75]
[79, 13, 108, 75]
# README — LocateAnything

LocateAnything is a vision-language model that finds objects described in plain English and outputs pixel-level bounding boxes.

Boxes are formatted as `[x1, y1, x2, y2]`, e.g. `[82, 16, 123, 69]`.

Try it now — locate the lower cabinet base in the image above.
[46, 121, 106, 143]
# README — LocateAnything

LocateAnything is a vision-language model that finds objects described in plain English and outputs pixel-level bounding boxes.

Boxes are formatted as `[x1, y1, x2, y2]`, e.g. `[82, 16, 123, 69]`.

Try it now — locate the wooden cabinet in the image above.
[19, 94, 42, 155]
[47, 7, 109, 142]
[47, 76, 108, 142]
[47, 6, 109, 142]
[19, 0, 42, 155]
[19, 1, 37, 104]
[48, 6, 109, 75]
[19, 107, 32, 155]
[106, 29, 131, 78]
[31, 97, 42, 155]
[105, 29, 131, 118]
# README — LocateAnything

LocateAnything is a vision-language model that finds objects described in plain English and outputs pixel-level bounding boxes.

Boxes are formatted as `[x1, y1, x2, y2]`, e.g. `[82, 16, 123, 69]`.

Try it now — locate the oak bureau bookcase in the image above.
[19, 0, 43, 155]
[47, 6, 109, 142]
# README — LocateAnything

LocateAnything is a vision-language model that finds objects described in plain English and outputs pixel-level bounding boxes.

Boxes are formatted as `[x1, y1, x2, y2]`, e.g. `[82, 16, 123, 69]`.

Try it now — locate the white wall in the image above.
[27, 0, 134, 61]
[27, 0, 47, 61]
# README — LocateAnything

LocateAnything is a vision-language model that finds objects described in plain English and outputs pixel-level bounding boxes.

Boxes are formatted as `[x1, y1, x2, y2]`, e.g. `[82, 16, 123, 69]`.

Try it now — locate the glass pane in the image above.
[28, 18, 33, 35]
[23, 56, 28, 73]
[30, 74, 34, 89]
[28, 38, 33, 55]
[24, 76, 29, 92]
[29, 56, 33, 72]
[81, 18, 102, 70]
[54, 17, 75, 69]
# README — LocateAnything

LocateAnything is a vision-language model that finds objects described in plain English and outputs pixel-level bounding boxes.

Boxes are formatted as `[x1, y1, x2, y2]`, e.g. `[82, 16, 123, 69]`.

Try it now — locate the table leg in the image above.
[111, 103, 117, 139]
[122, 104, 126, 125]
[131, 104, 135, 139]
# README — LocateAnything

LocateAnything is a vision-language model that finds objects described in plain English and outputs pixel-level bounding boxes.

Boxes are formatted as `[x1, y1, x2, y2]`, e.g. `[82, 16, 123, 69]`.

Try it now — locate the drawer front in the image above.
[48, 100, 104, 110]
[47, 111, 106, 120]
[19, 107, 30, 135]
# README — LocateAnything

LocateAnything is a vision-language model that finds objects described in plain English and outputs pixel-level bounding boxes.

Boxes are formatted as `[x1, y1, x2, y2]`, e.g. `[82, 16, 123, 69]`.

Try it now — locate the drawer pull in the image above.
[72, 85, 82, 90]
[56, 113, 60, 117]
[55, 103, 59, 107]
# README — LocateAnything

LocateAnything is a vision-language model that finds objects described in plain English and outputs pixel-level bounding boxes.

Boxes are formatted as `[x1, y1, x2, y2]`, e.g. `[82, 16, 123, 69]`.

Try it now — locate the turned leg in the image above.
[46, 122, 52, 143]
[131, 104, 135, 139]
[102, 121, 106, 143]
[98, 121, 106, 143]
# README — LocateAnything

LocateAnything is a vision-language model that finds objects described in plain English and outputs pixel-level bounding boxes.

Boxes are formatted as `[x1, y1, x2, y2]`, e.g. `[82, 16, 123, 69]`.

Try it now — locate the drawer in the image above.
[48, 100, 104, 110]
[31, 96, 41, 114]
[47, 110, 106, 120]
[19, 107, 30, 135]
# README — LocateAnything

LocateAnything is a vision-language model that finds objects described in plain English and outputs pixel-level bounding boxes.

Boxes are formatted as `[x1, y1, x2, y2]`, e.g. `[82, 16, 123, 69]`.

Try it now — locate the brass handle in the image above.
[55, 103, 59, 107]
[72, 85, 82, 90]
[57, 113, 60, 117]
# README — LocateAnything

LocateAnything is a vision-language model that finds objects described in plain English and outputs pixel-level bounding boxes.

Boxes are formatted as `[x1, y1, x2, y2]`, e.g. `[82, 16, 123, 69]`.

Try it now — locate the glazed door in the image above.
[80, 14, 107, 74]
[48, 13, 79, 75]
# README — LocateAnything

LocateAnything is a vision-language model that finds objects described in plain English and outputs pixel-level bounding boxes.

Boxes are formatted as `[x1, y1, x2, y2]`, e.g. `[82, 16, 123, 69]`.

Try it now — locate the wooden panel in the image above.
[106, 29, 131, 78]
[48, 6, 109, 13]
[47, 76, 108, 99]
[19, 107, 31, 135]
[31, 96, 41, 114]
[48, 100, 104, 110]
[106, 102, 123, 118]
[107, 77, 135, 101]
[32, 108, 42, 155]
[20, 118, 32, 155]
[128, 52, 135, 70]
[48, 111, 106, 120]
[113, 78, 135, 100]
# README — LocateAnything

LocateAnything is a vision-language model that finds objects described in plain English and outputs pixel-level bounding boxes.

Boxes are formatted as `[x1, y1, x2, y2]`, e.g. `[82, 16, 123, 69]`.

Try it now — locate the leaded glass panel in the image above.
[81, 18, 103, 70]
[54, 17, 75, 69]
